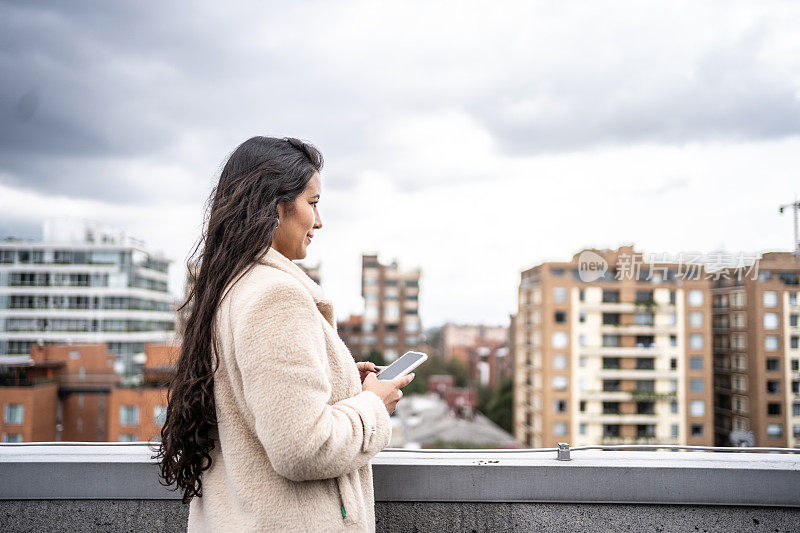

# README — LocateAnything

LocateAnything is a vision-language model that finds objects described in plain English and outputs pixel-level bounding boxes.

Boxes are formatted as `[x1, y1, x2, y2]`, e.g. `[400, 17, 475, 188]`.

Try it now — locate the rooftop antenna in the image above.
[779, 195, 800, 260]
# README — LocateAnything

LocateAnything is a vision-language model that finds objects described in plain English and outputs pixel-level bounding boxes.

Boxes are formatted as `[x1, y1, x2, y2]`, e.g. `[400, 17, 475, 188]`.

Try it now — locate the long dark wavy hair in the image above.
[156, 136, 323, 503]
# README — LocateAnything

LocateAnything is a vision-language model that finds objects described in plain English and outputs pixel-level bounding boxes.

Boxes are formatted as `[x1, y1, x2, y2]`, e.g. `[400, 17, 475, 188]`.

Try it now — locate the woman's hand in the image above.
[362, 372, 414, 414]
[356, 361, 379, 383]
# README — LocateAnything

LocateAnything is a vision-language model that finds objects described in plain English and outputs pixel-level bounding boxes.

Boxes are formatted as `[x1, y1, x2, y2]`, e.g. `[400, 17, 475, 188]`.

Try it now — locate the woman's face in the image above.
[271, 172, 322, 261]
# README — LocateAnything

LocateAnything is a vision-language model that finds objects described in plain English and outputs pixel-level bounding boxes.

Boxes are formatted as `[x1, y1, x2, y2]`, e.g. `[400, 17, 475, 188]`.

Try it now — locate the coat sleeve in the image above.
[231, 280, 393, 482]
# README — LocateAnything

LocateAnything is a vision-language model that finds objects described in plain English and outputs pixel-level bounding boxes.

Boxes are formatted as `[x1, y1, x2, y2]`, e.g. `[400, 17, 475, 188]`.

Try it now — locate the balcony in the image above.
[1, 444, 799, 532]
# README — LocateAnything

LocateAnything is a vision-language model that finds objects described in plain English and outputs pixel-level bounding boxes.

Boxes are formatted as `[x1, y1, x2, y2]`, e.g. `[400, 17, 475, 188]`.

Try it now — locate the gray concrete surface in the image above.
[2, 500, 800, 532]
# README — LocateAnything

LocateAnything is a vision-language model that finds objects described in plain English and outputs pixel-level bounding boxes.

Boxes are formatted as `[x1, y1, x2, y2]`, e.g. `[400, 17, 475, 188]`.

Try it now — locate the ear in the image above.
[276, 201, 285, 221]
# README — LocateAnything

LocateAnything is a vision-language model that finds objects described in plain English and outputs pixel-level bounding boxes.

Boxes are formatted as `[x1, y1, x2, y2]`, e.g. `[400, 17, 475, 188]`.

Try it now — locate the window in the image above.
[792, 336, 799, 350]
[4, 404, 24, 425]
[602, 335, 620, 347]
[669, 335, 677, 347]
[579, 311, 586, 323]
[602, 357, 620, 369]
[635, 291, 654, 304]
[733, 375, 748, 392]
[689, 357, 704, 370]
[120, 405, 139, 426]
[670, 400, 678, 414]
[690, 400, 705, 417]
[603, 424, 620, 438]
[733, 396, 749, 414]
[602, 313, 620, 325]
[552, 376, 568, 390]
[765, 335, 779, 351]
[766, 358, 780, 371]
[731, 334, 746, 350]
[552, 354, 568, 370]
[636, 380, 655, 391]
[688, 290, 704, 307]
[553, 287, 568, 303]
[635, 335, 655, 347]
[579, 401, 586, 413]
[763, 291, 778, 307]
[766, 424, 783, 438]
[671, 424, 679, 437]
[579, 423, 587, 435]
[118, 434, 138, 442]
[766, 380, 781, 394]
[579, 356, 587, 368]
[690, 424, 705, 437]
[767, 403, 782, 416]
[690, 378, 704, 393]
[793, 403, 800, 417]
[792, 314, 799, 327]
[689, 312, 703, 328]
[602, 380, 621, 392]
[635, 358, 654, 370]
[670, 358, 677, 370]
[2, 433, 23, 443]
[637, 424, 656, 438]
[154, 406, 167, 426]
[602, 401, 620, 414]
[689, 334, 704, 350]
[793, 381, 800, 394]
[764, 313, 779, 330]
[636, 401, 655, 414]
[554, 311, 567, 323]
[635, 312, 654, 326]
[602, 290, 620, 303]
[669, 290, 676, 305]
[793, 359, 800, 371]
[552, 332, 568, 349]
[554, 400, 568, 413]
[553, 422, 567, 436]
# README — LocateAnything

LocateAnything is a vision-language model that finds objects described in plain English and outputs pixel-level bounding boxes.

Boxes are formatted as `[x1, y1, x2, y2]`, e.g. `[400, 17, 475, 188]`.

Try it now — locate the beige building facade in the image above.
[361, 254, 421, 362]
[711, 252, 800, 447]
[513, 246, 714, 448]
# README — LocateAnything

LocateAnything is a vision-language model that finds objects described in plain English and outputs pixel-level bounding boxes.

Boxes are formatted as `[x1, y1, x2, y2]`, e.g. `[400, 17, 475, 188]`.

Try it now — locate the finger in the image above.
[394, 373, 415, 388]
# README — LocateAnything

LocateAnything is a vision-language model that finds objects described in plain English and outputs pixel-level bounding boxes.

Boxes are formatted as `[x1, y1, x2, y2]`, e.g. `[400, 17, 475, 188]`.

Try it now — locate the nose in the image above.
[313, 211, 323, 230]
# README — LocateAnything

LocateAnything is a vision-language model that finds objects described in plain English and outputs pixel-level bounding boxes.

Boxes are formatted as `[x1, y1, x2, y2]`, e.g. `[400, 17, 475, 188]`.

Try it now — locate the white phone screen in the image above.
[377, 351, 427, 380]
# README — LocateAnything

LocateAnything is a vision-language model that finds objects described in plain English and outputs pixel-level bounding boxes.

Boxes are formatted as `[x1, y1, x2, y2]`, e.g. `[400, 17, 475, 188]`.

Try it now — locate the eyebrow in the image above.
[310, 194, 320, 199]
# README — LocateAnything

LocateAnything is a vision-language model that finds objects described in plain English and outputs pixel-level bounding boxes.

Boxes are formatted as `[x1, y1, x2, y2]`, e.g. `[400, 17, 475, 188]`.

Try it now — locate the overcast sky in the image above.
[1, 0, 799, 327]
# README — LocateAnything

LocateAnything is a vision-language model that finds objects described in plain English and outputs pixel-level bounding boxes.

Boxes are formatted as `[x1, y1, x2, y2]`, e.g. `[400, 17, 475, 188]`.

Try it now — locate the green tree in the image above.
[478, 377, 514, 433]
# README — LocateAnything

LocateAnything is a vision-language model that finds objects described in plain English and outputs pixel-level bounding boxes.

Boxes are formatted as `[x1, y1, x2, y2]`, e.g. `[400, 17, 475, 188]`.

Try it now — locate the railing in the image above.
[1, 443, 799, 532]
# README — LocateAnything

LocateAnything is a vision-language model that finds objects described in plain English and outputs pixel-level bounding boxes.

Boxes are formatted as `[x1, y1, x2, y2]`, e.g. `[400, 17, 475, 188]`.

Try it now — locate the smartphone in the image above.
[376, 351, 428, 381]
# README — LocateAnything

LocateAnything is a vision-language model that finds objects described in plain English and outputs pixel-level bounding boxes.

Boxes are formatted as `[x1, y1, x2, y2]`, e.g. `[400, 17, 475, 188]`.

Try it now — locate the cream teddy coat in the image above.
[188, 248, 393, 532]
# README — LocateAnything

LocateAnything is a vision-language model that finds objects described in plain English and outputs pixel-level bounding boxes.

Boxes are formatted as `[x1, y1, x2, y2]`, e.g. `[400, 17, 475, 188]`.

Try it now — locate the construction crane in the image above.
[779, 196, 800, 259]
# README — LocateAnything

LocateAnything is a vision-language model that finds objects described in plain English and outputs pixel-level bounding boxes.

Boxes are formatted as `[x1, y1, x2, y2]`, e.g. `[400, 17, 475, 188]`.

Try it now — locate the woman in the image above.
[157, 136, 413, 532]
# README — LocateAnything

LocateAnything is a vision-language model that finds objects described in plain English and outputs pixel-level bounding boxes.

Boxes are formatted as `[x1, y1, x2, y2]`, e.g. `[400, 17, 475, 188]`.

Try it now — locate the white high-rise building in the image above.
[0, 219, 175, 376]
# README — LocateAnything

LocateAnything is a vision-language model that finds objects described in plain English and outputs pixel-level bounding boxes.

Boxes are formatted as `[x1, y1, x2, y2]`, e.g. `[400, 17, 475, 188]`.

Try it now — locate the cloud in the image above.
[2, 0, 800, 324]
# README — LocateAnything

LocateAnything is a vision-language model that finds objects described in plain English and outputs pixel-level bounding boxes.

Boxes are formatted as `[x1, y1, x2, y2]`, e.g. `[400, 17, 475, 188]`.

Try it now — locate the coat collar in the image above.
[258, 247, 336, 326]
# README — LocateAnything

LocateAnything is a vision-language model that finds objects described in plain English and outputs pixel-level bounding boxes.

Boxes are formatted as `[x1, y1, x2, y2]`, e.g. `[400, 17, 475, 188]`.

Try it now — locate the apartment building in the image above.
[712, 252, 800, 447]
[0, 342, 175, 443]
[361, 254, 421, 362]
[338, 314, 364, 360]
[513, 246, 714, 448]
[0, 343, 119, 442]
[440, 323, 508, 360]
[0, 219, 176, 376]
